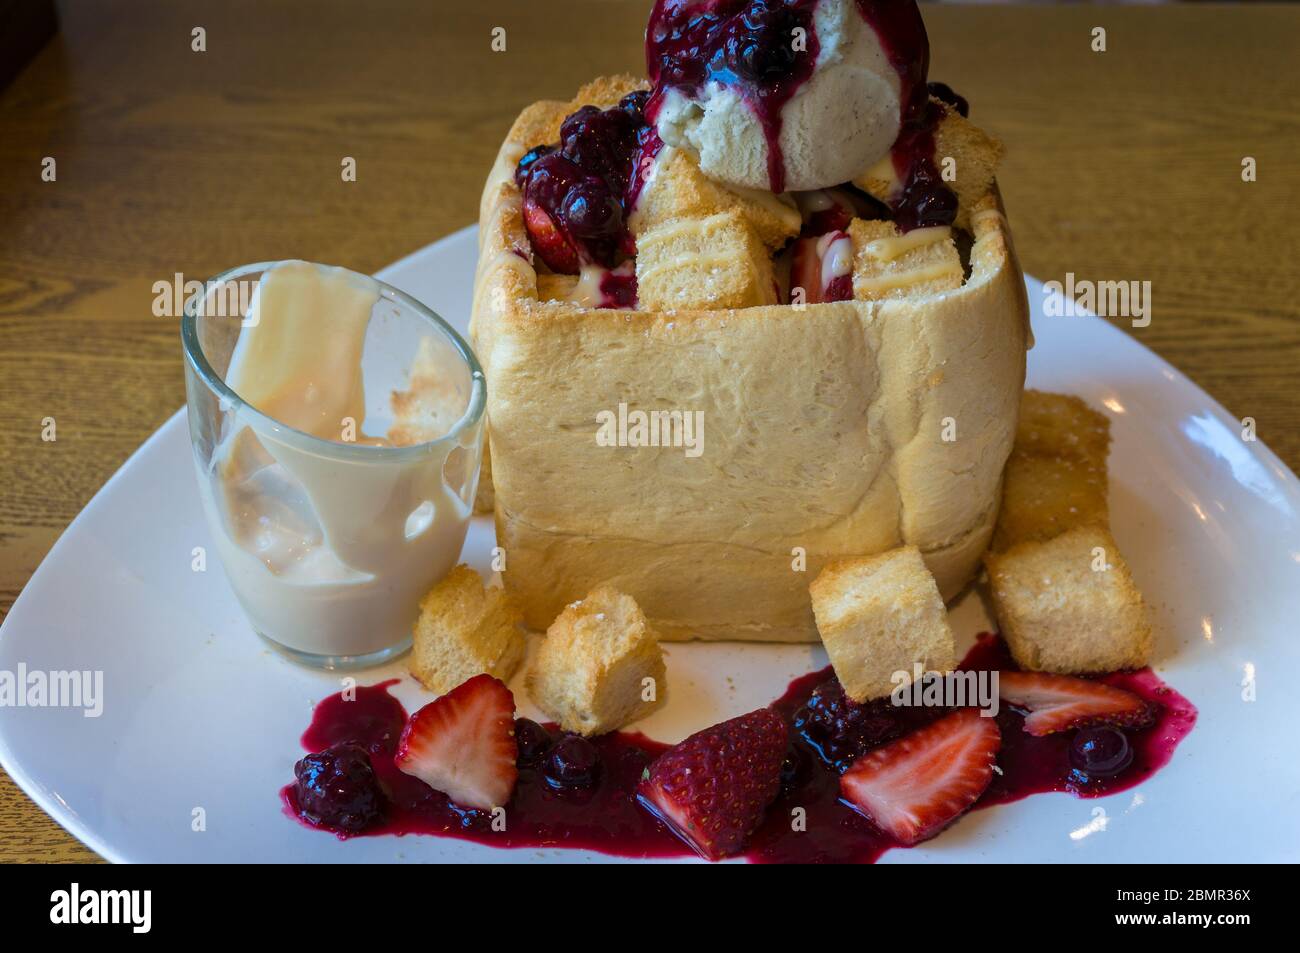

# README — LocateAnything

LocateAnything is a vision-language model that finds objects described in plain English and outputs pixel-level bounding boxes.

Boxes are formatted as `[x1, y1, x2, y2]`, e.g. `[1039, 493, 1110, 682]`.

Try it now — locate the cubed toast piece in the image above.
[852, 102, 1004, 232]
[809, 546, 956, 702]
[984, 525, 1152, 673]
[411, 565, 526, 694]
[633, 145, 801, 250]
[993, 390, 1111, 551]
[526, 586, 667, 736]
[636, 208, 777, 311]
[849, 219, 963, 302]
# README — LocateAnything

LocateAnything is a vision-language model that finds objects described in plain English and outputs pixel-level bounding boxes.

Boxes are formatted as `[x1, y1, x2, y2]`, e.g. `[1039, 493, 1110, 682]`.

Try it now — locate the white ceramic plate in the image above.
[2, 226, 1298, 863]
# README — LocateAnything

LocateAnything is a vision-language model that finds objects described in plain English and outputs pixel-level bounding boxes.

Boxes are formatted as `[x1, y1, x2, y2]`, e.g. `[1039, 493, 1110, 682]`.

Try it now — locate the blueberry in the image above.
[293, 743, 385, 832]
[543, 733, 601, 789]
[779, 745, 810, 793]
[726, 30, 795, 81]
[561, 179, 623, 238]
[619, 90, 650, 122]
[896, 177, 958, 231]
[514, 717, 553, 767]
[793, 678, 902, 769]
[514, 144, 555, 187]
[1069, 727, 1133, 778]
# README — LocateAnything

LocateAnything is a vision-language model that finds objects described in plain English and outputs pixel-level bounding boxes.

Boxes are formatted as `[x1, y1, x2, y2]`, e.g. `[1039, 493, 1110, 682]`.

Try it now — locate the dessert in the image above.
[526, 586, 667, 736]
[809, 546, 955, 702]
[986, 525, 1154, 674]
[410, 564, 526, 694]
[275, 0, 1198, 865]
[474, 43, 1028, 640]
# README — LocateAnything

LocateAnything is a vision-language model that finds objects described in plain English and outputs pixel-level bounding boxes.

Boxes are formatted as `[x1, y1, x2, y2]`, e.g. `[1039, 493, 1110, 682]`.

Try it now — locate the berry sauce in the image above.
[515, 92, 655, 281]
[283, 635, 1196, 862]
[853, 1, 960, 231]
[645, 0, 821, 193]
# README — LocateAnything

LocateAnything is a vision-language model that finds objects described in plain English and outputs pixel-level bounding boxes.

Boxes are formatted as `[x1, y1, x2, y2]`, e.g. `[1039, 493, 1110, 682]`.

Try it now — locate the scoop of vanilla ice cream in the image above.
[654, 0, 901, 193]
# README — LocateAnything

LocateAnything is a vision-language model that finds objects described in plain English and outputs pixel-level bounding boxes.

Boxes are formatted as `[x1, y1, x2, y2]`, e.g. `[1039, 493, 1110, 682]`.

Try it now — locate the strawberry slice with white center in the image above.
[394, 673, 518, 811]
[522, 197, 580, 274]
[996, 670, 1158, 737]
[789, 231, 852, 305]
[840, 707, 1001, 846]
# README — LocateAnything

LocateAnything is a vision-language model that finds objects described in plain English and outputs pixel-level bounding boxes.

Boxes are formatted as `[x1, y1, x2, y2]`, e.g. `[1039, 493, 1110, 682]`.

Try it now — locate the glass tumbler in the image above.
[181, 261, 485, 669]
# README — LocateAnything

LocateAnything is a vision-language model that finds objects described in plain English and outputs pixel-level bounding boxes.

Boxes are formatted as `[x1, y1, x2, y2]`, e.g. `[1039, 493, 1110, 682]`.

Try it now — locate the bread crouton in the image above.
[984, 525, 1152, 673]
[809, 546, 956, 702]
[410, 565, 526, 694]
[635, 208, 777, 311]
[849, 219, 964, 302]
[993, 390, 1111, 552]
[632, 145, 802, 250]
[526, 586, 666, 736]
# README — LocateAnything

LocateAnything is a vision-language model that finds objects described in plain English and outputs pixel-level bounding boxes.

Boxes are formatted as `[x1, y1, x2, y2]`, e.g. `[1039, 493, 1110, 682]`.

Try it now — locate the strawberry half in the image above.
[522, 197, 580, 274]
[789, 236, 824, 305]
[789, 232, 852, 305]
[637, 707, 788, 860]
[997, 671, 1158, 736]
[394, 673, 518, 811]
[840, 707, 1001, 846]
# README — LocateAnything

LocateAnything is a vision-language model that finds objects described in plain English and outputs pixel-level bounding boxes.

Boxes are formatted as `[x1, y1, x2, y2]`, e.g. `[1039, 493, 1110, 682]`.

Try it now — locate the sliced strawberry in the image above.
[522, 197, 579, 274]
[394, 673, 518, 811]
[637, 707, 787, 860]
[997, 671, 1157, 736]
[789, 236, 824, 305]
[840, 707, 1000, 846]
[789, 231, 853, 305]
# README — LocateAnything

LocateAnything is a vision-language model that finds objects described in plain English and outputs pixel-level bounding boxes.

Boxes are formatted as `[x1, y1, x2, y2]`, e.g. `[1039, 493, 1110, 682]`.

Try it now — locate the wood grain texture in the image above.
[0, 1, 1296, 863]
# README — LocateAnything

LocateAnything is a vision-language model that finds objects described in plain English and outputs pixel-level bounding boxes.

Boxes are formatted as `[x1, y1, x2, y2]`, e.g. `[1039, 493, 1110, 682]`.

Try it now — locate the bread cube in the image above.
[849, 219, 964, 302]
[992, 390, 1111, 551]
[809, 546, 956, 702]
[526, 586, 667, 736]
[635, 209, 777, 311]
[984, 525, 1152, 673]
[632, 145, 801, 250]
[410, 565, 526, 694]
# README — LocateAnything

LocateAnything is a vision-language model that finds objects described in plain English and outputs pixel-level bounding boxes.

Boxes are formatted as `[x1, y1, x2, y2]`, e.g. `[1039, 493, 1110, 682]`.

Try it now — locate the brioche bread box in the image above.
[471, 78, 1031, 641]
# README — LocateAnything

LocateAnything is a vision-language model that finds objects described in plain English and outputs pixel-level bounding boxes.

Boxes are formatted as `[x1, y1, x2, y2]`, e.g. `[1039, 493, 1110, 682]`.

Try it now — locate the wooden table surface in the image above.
[1, 1, 1296, 862]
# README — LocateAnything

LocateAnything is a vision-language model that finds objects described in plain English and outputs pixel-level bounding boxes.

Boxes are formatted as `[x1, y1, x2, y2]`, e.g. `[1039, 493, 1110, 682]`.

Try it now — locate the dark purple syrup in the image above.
[284, 635, 1196, 862]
